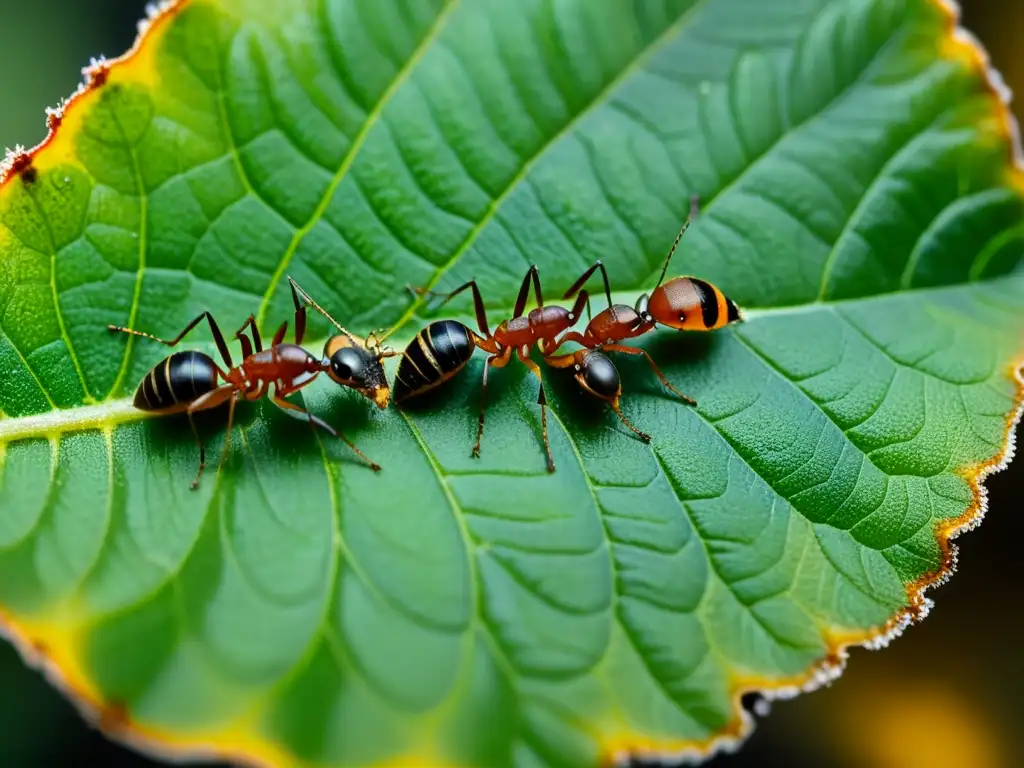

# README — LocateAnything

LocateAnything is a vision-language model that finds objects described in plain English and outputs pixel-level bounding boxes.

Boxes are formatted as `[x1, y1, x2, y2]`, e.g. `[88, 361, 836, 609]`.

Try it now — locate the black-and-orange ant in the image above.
[394, 265, 592, 472]
[553, 204, 743, 407]
[108, 277, 394, 489]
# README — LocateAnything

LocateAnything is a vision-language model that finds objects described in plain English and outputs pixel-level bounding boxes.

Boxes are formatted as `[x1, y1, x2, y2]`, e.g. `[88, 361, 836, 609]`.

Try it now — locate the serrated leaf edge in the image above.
[0, 0, 1021, 767]
[0, 0, 189, 187]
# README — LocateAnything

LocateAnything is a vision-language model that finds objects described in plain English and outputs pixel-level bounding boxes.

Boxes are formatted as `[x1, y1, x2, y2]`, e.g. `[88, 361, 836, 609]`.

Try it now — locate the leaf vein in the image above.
[255, 0, 462, 328]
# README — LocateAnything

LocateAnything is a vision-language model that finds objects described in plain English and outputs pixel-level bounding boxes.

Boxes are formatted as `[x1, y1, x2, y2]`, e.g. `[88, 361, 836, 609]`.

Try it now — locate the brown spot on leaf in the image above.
[99, 699, 131, 734]
[87, 63, 110, 89]
[29, 637, 49, 657]
[8, 152, 36, 184]
[47, 111, 63, 132]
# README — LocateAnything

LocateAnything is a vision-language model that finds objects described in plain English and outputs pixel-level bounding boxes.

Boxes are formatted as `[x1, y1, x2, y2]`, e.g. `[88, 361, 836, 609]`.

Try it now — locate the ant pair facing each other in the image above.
[393, 209, 743, 471]
[108, 277, 396, 490]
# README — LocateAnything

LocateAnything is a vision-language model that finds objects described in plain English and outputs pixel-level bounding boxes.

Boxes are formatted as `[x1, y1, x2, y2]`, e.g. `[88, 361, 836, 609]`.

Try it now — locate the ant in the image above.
[108, 277, 394, 489]
[553, 200, 743, 407]
[395, 264, 591, 472]
[542, 347, 652, 442]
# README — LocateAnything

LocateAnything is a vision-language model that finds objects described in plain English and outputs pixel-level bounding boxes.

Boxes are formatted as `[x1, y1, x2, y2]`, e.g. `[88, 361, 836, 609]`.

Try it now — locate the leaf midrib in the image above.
[0, 276, 1018, 445]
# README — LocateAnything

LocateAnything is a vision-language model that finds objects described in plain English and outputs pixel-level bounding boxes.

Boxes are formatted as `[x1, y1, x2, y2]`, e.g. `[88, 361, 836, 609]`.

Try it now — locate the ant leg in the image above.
[234, 326, 253, 360]
[287, 276, 353, 343]
[473, 346, 513, 459]
[562, 261, 613, 310]
[184, 384, 238, 490]
[234, 315, 263, 353]
[288, 278, 309, 345]
[244, 379, 268, 403]
[604, 343, 697, 406]
[689, 193, 701, 219]
[185, 409, 206, 491]
[542, 351, 576, 369]
[517, 347, 554, 472]
[567, 288, 590, 327]
[512, 264, 543, 317]
[544, 330, 590, 357]
[610, 398, 652, 443]
[109, 311, 234, 369]
[271, 389, 381, 472]
[415, 280, 492, 337]
[272, 321, 288, 347]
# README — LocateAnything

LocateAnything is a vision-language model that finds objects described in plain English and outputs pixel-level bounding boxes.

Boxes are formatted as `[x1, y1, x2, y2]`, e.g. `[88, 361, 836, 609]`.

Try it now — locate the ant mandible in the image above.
[395, 264, 591, 472]
[552, 197, 743, 407]
[108, 277, 394, 489]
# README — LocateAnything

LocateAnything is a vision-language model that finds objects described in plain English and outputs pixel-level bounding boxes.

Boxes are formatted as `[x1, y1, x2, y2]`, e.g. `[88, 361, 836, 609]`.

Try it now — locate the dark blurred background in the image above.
[1, 1, 1021, 766]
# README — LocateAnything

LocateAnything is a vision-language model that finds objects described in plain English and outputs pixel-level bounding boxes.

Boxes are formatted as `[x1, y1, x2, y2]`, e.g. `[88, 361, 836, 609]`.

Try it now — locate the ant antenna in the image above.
[366, 328, 398, 357]
[287, 276, 359, 345]
[654, 217, 693, 289]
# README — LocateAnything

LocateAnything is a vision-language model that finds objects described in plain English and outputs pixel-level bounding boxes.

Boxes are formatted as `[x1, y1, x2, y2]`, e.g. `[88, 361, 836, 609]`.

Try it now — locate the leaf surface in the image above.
[0, 0, 1022, 766]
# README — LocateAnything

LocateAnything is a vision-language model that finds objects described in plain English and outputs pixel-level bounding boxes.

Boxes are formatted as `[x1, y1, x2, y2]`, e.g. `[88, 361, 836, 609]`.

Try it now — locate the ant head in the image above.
[323, 335, 390, 409]
[573, 350, 621, 405]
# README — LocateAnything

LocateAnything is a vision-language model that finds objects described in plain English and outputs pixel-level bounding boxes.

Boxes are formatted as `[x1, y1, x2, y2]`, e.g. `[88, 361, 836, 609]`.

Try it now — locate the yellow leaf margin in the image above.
[0, 0, 1022, 766]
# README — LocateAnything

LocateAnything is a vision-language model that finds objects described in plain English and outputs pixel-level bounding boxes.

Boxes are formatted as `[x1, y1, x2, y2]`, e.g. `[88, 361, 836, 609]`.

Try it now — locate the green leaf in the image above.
[1, 0, 1022, 766]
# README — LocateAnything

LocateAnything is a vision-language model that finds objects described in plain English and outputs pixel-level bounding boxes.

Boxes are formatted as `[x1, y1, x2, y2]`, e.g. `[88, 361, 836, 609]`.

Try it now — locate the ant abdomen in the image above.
[577, 350, 620, 402]
[648, 276, 740, 331]
[134, 350, 218, 412]
[394, 319, 476, 404]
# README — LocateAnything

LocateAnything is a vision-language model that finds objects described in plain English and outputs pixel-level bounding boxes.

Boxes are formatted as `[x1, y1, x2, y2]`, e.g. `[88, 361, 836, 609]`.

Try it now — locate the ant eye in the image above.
[330, 347, 367, 382]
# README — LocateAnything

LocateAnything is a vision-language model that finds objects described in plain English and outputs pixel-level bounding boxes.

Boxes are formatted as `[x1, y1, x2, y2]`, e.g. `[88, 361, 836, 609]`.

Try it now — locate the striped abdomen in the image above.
[133, 350, 219, 412]
[648, 276, 741, 331]
[394, 320, 475, 404]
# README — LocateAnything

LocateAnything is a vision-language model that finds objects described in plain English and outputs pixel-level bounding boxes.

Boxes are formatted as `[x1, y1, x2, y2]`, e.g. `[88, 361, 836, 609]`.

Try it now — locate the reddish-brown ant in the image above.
[553, 203, 743, 407]
[108, 277, 394, 489]
[396, 264, 591, 472]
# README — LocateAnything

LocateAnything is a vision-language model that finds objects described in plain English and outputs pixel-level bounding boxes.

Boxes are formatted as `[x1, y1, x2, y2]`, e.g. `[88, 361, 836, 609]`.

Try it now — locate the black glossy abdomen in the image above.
[581, 350, 621, 400]
[134, 350, 219, 411]
[394, 320, 475, 403]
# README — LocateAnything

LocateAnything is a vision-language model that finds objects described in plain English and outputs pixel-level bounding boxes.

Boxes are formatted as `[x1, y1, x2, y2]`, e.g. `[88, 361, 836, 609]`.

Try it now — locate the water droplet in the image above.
[699, 80, 711, 95]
